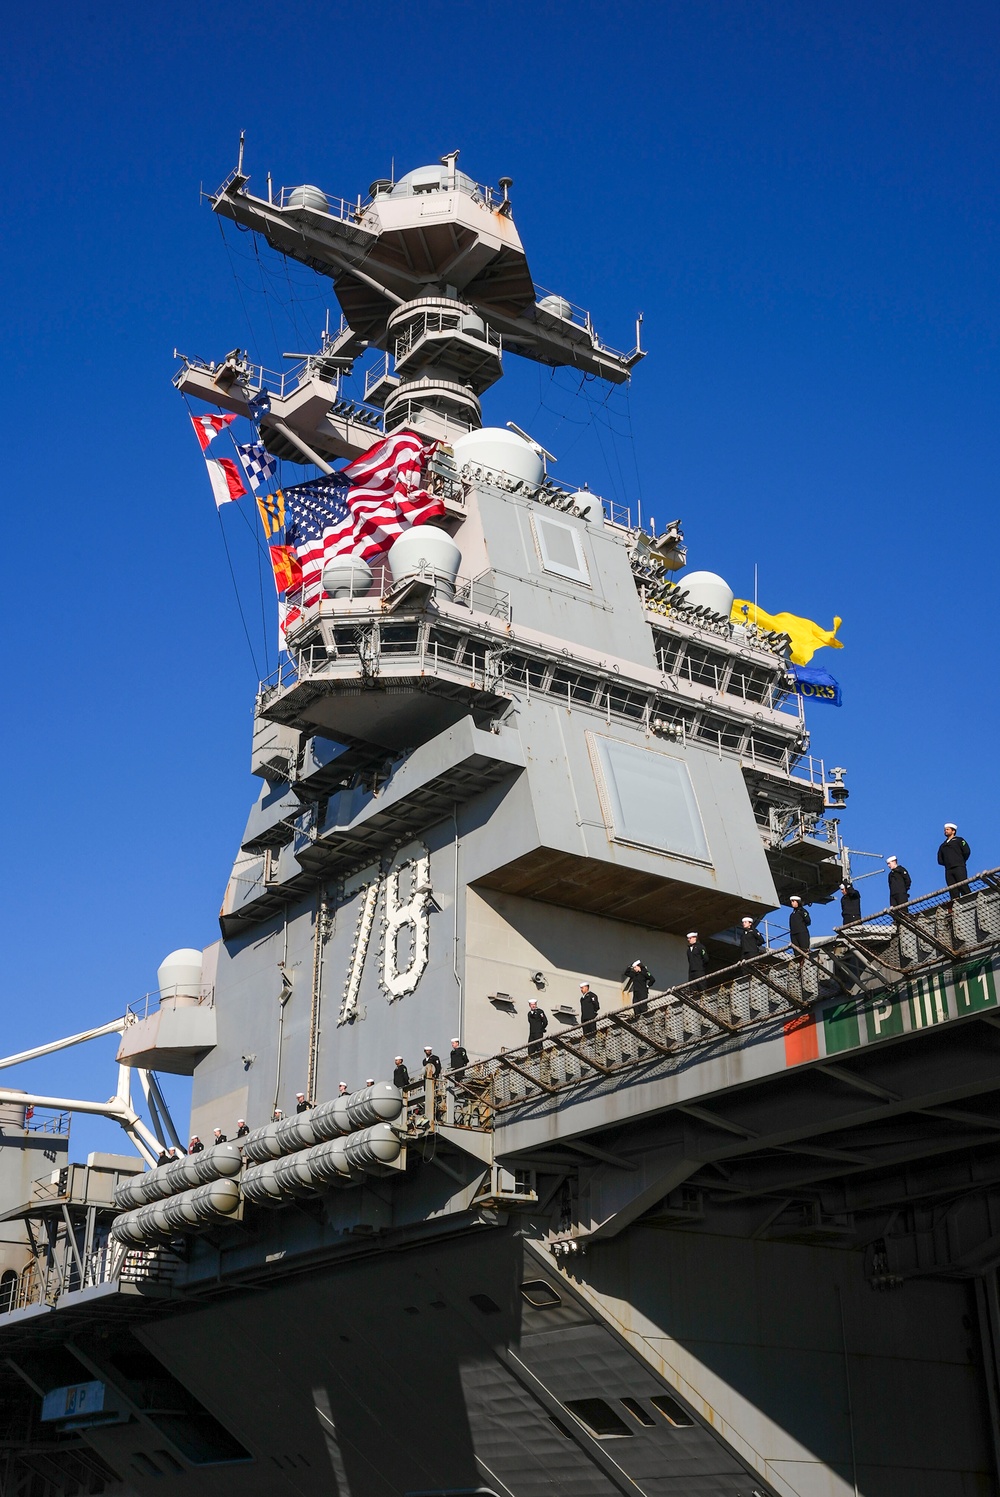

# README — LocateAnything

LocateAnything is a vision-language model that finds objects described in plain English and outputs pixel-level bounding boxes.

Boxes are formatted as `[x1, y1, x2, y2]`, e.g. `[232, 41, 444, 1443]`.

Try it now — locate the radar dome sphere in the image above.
[679, 572, 734, 619]
[452, 428, 544, 487]
[391, 165, 476, 196]
[571, 490, 605, 526]
[286, 185, 329, 212]
[538, 294, 573, 320]
[157, 948, 203, 1002]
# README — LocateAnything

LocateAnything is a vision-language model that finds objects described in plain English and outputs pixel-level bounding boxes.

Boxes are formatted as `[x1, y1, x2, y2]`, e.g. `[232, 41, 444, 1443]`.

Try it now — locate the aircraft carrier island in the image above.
[0, 149, 998, 1497]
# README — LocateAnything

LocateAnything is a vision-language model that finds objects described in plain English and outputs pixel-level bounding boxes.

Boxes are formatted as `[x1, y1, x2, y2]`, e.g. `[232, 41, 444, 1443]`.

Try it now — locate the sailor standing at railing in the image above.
[686, 934, 710, 991]
[887, 856, 911, 907]
[838, 882, 862, 926]
[422, 1046, 442, 1079]
[527, 999, 549, 1054]
[738, 918, 765, 959]
[579, 982, 600, 1038]
[938, 824, 971, 892]
[788, 897, 811, 955]
[622, 960, 655, 1015]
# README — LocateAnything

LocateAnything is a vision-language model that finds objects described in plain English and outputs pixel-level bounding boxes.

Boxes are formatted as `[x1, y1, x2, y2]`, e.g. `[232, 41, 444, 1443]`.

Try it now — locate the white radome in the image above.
[452, 427, 544, 487]
[679, 571, 734, 620]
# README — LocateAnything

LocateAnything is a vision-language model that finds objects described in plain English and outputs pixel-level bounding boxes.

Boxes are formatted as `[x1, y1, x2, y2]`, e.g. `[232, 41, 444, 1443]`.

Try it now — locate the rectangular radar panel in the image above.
[590, 735, 712, 866]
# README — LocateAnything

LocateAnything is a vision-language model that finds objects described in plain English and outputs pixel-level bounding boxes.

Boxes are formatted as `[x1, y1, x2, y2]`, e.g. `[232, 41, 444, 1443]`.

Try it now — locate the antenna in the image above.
[635, 312, 644, 355]
[506, 421, 557, 465]
[440, 150, 460, 190]
[237, 130, 245, 176]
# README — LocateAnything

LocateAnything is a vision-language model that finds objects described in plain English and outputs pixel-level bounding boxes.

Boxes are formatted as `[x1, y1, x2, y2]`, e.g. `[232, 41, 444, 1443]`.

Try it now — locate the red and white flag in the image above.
[190, 412, 237, 451]
[281, 432, 444, 616]
[205, 456, 248, 507]
[340, 431, 443, 559]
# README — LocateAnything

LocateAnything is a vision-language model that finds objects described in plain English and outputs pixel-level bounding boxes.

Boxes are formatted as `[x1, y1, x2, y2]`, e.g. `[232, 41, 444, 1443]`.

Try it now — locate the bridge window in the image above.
[551, 668, 598, 705]
[564, 1398, 633, 1437]
[505, 652, 547, 689]
[652, 632, 682, 674]
[683, 646, 727, 689]
[520, 1279, 561, 1308]
[650, 1393, 694, 1427]
[620, 1397, 655, 1426]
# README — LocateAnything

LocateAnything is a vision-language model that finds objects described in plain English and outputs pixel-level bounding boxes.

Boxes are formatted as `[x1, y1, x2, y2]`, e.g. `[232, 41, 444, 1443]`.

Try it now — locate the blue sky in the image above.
[2, 1, 997, 1157]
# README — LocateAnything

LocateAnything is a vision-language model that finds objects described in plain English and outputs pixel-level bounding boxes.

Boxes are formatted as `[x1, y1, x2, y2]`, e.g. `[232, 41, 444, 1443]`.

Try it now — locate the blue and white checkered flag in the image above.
[235, 441, 278, 492]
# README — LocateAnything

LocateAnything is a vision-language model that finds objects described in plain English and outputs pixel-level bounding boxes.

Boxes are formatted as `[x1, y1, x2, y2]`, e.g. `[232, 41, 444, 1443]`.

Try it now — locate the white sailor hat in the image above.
[741, 917, 753, 925]
[790, 895, 802, 904]
[686, 931, 698, 938]
[944, 821, 957, 830]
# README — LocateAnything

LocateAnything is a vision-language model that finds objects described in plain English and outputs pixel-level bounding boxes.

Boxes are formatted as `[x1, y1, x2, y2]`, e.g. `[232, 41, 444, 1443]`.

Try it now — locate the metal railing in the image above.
[125, 985, 215, 1025]
[395, 309, 502, 360]
[262, 624, 820, 793]
[23, 1108, 70, 1136]
[276, 185, 361, 219]
[173, 351, 386, 434]
[271, 172, 512, 219]
[401, 1075, 494, 1133]
[532, 284, 634, 362]
[459, 868, 1000, 1114]
[835, 869, 1000, 978]
[277, 565, 513, 640]
[364, 352, 397, 401]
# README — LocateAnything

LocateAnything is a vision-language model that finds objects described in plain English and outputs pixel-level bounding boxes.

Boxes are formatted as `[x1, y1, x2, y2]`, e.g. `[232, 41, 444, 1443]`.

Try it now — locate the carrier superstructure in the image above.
[0, 150, 998, 1497]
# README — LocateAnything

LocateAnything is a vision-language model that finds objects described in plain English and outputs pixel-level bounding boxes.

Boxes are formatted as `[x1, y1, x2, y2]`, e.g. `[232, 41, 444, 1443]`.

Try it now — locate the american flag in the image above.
[281, 431, 444, 608]
[340, 431, 443, 555]
[284, 474, 355, 607]
[235, 441, 278, 492]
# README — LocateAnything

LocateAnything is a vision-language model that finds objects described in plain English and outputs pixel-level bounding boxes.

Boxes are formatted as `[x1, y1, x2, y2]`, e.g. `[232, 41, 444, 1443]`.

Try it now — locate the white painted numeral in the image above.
[383, 844, 431, 1000]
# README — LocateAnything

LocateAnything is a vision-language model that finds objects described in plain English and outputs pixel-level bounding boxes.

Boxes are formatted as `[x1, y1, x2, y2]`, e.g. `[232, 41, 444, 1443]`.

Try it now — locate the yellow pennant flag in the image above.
[732, 600, 844, 666]
[256, 490, 285, 539]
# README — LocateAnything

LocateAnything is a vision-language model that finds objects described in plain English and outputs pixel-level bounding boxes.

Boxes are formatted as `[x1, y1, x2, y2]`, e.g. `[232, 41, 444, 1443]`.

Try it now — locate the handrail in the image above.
[258, 626, 819, 791]
[457, 868, 1000, 1115]
[125, 986, 215, 1025]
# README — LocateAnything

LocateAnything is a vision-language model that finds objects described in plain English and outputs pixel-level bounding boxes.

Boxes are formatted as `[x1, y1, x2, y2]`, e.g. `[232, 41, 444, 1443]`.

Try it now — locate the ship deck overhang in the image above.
[475, 847, 770, 933]
[492, 991, 1000, 1249]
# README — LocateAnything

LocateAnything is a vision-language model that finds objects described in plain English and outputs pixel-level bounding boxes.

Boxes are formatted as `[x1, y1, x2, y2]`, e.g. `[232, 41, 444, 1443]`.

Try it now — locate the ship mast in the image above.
[176, 148, 643, 466]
